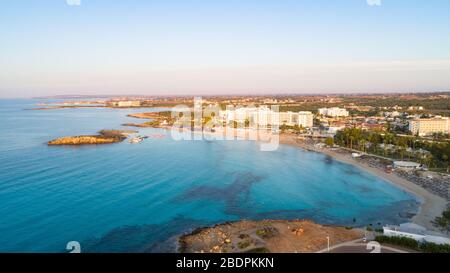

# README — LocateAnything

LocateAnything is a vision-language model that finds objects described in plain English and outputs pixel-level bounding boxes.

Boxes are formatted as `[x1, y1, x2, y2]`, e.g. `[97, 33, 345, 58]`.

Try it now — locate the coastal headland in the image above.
[179, 219, 363, 253]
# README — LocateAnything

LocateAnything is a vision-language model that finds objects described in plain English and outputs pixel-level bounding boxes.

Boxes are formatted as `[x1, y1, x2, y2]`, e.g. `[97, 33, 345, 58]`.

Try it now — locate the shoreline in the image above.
[278, 133, 447, 232]
[47, 130, 137, 146]
[125, 114, 447, 233]
[169, 127, 447, 232]
[174, 129, 447, 253]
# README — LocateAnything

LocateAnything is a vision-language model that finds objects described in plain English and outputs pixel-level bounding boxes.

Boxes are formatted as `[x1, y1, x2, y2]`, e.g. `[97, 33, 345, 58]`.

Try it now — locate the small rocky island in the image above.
[48, 130, 137, 145]
[179, 219, 362, 253]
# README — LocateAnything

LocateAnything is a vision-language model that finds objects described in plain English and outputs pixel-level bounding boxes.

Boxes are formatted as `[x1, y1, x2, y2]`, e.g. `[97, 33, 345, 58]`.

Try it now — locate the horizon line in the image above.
[28, 90, 450, 99]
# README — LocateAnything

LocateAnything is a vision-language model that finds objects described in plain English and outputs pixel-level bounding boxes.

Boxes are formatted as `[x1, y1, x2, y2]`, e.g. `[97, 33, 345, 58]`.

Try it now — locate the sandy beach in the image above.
[278, 133, 448, 232]
[188, 128, 447, 232]
[134, 118, 447, 233]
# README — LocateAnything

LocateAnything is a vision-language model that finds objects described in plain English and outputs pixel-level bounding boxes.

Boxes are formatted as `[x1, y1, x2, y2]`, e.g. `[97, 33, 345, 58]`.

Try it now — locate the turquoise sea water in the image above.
[0, 99, 419, 252]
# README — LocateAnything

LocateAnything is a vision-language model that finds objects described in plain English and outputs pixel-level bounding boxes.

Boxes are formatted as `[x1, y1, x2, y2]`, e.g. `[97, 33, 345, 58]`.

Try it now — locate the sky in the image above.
[1, 0, 450, 98]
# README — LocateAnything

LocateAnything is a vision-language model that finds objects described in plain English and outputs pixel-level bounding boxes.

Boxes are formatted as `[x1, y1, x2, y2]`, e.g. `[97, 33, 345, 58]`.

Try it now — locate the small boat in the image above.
[129, 136, 144, 144]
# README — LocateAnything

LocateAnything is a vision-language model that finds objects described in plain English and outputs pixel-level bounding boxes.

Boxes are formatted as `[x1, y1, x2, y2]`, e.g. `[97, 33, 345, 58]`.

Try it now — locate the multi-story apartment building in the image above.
[296, 111, 314, 128]
[274, 111, 313, 128]
[218, 107, 313, 128]
[408, 116, 449, 136]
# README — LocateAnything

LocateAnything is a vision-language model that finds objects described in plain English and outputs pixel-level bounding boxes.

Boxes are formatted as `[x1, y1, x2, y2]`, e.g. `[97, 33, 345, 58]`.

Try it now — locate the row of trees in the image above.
[334, 128, 449, 169]
[375, 235, 450, 253]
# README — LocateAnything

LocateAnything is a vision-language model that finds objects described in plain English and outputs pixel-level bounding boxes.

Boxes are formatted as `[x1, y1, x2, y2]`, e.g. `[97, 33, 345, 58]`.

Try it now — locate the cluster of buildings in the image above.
[106, 100, 142, 108]
[319, 107, 448, 137]
[408, 106, 425, 111]
[103, 97, 449, 137]
[217, 107, 314, 128]
[315, 106, 449, 137]
[317, 108, 385, 134]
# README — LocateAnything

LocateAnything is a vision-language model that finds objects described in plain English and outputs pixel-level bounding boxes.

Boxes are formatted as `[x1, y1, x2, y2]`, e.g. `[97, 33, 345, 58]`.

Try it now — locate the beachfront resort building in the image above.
[393, 161, 422, 170]
[296, 112, 314, 128]
[408, 116, 449, 136]
[218, 107, 314, 128]
[383, 223, 450, 245]
[318, 107, 349, 117]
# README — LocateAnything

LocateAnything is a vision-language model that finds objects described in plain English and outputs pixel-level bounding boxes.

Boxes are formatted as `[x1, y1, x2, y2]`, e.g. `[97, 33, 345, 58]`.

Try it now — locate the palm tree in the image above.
[360, 139, 366, 153]
[396, 137, 407, 160]
[383, 134, 390, 157]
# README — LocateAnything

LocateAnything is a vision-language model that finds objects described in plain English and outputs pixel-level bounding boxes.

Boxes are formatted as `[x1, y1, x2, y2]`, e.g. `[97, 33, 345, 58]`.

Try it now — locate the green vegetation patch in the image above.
[375, 235, 450, 253]
[255, 226, 278, 239]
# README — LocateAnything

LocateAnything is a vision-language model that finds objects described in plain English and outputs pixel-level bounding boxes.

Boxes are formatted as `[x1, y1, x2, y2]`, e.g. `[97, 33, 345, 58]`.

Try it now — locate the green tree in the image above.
[325, 137, 334, 147]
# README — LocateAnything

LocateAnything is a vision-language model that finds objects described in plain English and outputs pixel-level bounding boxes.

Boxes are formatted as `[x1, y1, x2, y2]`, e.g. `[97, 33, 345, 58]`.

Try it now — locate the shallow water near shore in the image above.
[0, 99, 420, 252]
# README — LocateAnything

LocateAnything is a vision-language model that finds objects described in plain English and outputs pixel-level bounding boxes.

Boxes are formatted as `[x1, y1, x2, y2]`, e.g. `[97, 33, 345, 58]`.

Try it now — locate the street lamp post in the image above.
[326, 236, 330, 252]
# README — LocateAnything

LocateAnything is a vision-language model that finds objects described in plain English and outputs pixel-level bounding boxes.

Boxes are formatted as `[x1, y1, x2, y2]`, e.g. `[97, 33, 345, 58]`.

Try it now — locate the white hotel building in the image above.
[318, 107, 349, 117]
[219, 107, 313, 128]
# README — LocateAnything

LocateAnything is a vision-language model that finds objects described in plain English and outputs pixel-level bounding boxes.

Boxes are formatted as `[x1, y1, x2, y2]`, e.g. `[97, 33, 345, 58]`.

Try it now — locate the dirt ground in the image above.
[179, 219, 363, 253]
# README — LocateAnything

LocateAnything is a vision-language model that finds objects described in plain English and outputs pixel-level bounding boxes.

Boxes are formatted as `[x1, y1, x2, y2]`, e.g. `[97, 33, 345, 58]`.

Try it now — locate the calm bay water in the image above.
[0, 99, 419, 252]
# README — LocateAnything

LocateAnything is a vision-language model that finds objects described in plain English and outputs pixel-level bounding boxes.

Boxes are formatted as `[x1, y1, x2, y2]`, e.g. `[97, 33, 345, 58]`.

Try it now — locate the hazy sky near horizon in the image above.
[1, 0, 450, 98]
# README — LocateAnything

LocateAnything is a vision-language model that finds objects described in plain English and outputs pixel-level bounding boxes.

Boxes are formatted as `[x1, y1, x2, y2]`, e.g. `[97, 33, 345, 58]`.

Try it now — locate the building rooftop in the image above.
[393, 161, 421, 167]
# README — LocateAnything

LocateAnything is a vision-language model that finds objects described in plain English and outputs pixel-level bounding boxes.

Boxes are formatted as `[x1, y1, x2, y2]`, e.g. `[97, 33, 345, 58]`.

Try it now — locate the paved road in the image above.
[316, 239, 409, 253]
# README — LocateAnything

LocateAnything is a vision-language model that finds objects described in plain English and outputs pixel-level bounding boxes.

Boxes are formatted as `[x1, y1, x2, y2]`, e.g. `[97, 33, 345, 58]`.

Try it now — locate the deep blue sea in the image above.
[0, 99, 420, 252]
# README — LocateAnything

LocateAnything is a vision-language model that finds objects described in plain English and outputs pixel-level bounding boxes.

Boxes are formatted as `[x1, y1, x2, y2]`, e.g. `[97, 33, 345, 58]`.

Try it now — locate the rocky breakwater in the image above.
[48, 130, 137, 146]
